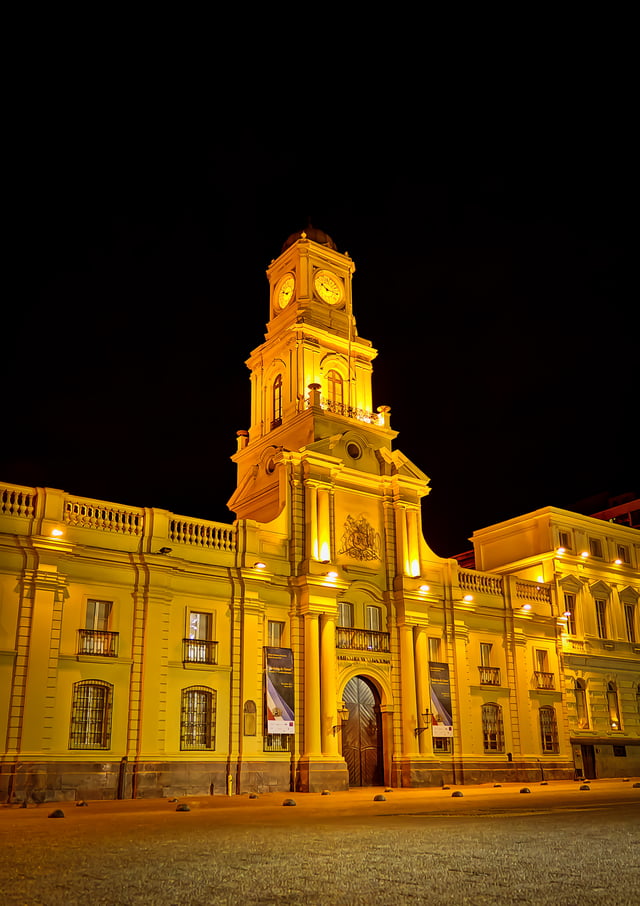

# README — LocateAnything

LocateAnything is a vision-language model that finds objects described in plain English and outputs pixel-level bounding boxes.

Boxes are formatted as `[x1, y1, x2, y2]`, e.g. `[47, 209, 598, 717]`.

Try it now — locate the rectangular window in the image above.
[338, 601, 354, 628]
[613, 745, 627, 757]
[480, 643, 492, 667]
[539, 707, 559, 753]
[535, 649, 549, 672]
[558, 530, 572, 551]
[86, 599, 112, 630]
[79, 600, 118, 656]
[185, 611, 217, 664]
[267, 620, 285, 647]
[428, 637, 441, 662]
[366, 605, 382, 632]
[616, 544, 629, 564]
[589, 537, 603, 558]
[432, 737, 451, 753]
[595, 600, 608, 638]
[563, 593, 577, 635]
[624, 603, 636, 643]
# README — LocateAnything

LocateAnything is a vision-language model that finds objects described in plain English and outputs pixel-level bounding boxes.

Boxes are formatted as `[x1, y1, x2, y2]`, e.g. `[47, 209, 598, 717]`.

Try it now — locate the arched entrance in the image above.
[342, 676, 383, 786]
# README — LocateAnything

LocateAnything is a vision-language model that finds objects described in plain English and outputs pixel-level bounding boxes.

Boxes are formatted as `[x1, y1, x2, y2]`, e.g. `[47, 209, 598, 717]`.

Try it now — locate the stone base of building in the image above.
[235, 757, 292, 794]
[295, 755, 350, 792]
[0, 759, 233, 803]
[389, 755, 575, 788]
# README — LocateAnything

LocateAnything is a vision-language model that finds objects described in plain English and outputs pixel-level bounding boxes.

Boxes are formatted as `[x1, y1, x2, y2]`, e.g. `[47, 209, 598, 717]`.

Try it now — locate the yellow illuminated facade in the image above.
[1, 229, 638, 801]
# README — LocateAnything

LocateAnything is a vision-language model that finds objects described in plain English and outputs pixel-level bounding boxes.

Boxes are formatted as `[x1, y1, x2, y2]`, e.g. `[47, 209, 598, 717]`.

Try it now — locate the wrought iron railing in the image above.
[77, 629, 119, 657]
[534, 671, 555, 690]
[183, 638, 219, 665]
[478, 666, 501, 685]
[336, 627, 390, 652]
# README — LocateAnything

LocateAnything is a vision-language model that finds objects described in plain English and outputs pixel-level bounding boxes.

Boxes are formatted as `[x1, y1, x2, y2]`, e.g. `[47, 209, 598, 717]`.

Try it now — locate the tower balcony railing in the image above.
[183, 638, 219, 665]
[77, 629, 119, 657]
[534, 671, 555, 690]
[478, 665, 501, 685]
[336, 627, 390, 652]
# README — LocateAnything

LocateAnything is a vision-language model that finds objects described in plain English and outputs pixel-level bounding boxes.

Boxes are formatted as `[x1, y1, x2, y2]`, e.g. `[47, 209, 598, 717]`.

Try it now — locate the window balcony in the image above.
[183, 638, 219, 665]
[336, 627, 390, 652]
[534, 671, 555, 690]
[77, 629, 119, 657]
[478, 666, 501, 685]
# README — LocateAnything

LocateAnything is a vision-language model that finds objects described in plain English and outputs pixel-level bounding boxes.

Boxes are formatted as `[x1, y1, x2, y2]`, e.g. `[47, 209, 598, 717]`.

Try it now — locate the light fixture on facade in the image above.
[614, 558, 623, 565]
[557, 546, 566, 554]
[580, 551, 589, 558]
[463, 594, 473, 602]
[522, 603, 532, 611]
[414, 708, 431, 736]
[325, 570, 339, 580]
[332, 706, 350, 735]
[51, 528, 64, 537]
[254, 561, 267, 570]
[418, 584, 430, 593]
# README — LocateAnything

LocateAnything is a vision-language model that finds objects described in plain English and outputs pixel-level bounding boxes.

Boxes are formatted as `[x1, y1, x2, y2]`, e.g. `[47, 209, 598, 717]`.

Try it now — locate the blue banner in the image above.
[264, 647, 295, 734]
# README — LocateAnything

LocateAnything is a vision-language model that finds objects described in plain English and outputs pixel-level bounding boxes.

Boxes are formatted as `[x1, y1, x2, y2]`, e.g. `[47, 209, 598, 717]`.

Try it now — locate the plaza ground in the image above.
[4, 779, 639, 905]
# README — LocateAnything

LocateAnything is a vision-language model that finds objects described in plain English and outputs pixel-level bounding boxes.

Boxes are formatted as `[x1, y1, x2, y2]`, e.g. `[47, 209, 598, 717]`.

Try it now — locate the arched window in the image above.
[607, 681, 621, 730]
[69, 680, 113, 750]
[482, 703, 505, 753]
[574, 679, 589, 729]
[181, 686, 217, 750]
[326, 370, 343, 408]
[272, 374, 283, 428]
[539, 706, 559, 753]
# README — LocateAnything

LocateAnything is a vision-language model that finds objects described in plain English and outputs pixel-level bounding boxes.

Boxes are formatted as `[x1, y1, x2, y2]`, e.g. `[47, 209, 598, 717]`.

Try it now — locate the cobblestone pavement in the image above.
[4, 780, 639, 905]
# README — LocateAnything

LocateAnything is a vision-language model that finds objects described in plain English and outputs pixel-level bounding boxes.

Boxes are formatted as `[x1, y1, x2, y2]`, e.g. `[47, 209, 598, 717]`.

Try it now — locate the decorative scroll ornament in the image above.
[338, 514, 381, 562]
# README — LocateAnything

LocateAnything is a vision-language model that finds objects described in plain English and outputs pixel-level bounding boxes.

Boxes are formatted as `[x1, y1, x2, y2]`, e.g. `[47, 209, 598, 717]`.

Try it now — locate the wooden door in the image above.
[342, 676, 383, 786]
[581, 744, 596, 779]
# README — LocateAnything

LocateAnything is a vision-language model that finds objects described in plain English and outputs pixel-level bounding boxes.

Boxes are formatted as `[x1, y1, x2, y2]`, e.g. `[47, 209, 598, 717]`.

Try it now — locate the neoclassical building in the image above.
[1, 229, 638, 801]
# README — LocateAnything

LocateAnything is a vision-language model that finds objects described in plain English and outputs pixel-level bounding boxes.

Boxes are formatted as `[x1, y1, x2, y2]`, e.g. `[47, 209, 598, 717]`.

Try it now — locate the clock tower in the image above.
[228, 227, 400, 524]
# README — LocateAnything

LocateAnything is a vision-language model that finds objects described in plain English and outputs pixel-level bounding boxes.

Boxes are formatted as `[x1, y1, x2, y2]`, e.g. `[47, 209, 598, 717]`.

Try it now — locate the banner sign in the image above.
[264, 647, 295, 734]
[429, 661, 454, 738]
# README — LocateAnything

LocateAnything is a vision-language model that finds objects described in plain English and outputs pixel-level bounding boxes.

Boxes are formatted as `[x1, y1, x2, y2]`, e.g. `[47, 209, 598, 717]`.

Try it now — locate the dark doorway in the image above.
[342, 676, 383, 786]
[581, 744, 596, 779]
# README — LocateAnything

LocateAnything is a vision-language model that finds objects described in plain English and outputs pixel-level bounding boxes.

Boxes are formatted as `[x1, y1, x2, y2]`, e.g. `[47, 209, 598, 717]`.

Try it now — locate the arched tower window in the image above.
[574, 679, 589, 729]
[326, 370, 343, 409]
[272, 374, 283, 429]
[482, 703, 505, 753]
[607, 681, 621, 730]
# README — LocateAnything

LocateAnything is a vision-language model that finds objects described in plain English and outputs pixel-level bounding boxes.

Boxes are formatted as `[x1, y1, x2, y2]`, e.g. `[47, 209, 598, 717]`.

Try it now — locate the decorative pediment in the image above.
[619, 585, 640, 605]
[589, 579, 611, 599]
[559, 574, 584, 594]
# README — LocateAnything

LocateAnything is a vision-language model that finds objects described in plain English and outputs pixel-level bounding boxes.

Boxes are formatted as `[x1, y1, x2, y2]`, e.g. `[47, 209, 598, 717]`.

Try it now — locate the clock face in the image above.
[275, 273, 295, 309]
[314, 270, 344, 305]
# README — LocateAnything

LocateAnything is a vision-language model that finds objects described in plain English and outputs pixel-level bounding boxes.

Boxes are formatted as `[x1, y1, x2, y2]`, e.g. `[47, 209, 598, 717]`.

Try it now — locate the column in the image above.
[320, 614, 339, 756]
[304, 613, 321, 756]
[399, 624, 419, 755]
[414, 627, 431, 755]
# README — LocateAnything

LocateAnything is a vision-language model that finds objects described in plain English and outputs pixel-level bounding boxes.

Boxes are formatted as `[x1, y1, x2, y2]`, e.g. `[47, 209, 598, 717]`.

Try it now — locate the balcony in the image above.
[183, 638, 219, 665]
[478, 666, 501, 685]
[336, 627, 390, 652]
[534, 671, 555, 690]
[77, 629, 119, 657]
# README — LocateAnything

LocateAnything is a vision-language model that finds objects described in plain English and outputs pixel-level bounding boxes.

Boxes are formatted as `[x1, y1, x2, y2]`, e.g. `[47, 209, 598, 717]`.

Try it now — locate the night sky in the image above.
[4, 124, 636, 558]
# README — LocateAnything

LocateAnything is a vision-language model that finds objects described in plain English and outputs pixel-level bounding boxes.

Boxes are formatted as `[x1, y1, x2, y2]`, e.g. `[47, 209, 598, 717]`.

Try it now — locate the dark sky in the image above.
[3, 124, 636, 557]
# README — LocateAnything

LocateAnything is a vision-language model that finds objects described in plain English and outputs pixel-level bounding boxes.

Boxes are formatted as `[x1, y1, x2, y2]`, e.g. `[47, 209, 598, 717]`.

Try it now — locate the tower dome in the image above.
[281, 226, 337, 253]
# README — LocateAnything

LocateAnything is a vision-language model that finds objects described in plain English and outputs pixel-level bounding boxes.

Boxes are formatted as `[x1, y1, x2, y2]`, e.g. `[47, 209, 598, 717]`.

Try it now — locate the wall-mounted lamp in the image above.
[414, 708, 431, 737]
[325, 570, 339, 580]
[51, 528, 64, 537]
[418, 584, 430, 593]
[157, 547, 172, 555]
[332, 706, 350, 735]
[254, 561, 267, 570]
[522, 603, 532, 611]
